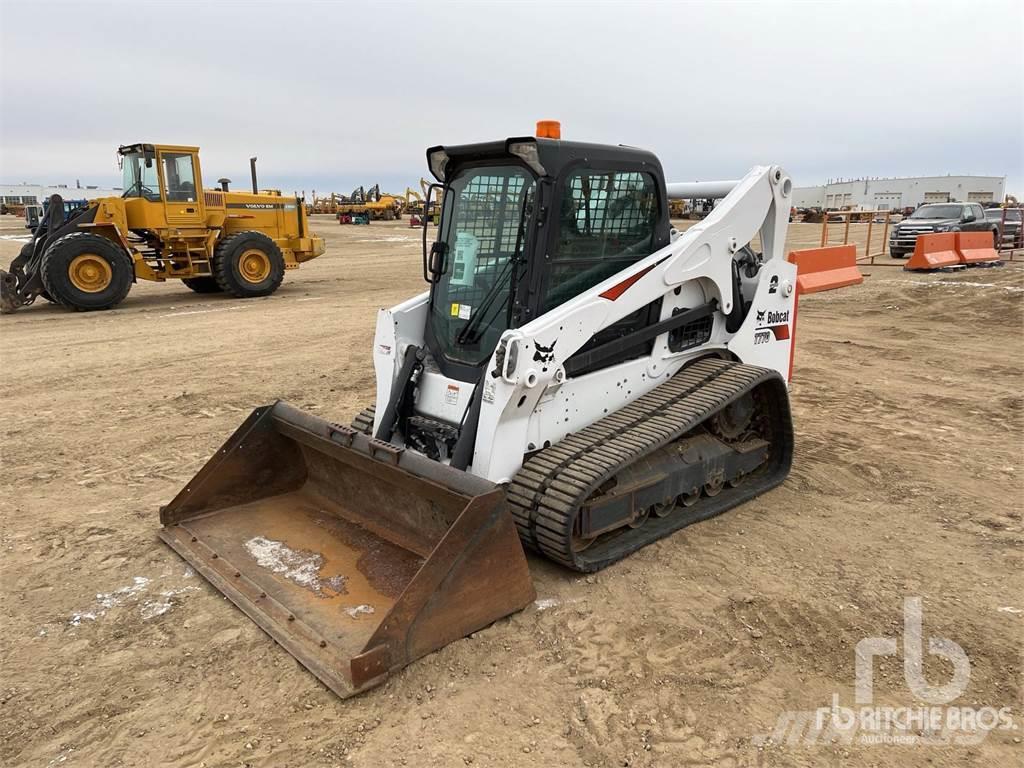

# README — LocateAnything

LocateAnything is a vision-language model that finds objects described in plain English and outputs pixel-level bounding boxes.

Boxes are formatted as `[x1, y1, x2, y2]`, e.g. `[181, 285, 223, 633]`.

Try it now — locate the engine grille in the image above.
[668, 313, 713, 353]
[890, 223, 935, 251]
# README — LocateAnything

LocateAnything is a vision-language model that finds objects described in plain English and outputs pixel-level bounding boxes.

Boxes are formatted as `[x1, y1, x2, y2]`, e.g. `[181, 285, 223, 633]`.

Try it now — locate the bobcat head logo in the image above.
[533, 340, 557, 364]
[755, 309, 766, 323]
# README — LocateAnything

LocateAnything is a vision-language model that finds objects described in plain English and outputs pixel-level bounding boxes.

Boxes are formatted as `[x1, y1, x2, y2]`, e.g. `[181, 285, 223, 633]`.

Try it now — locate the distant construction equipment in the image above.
[1, 143, 324, 313]
[307, 185, 405, 222]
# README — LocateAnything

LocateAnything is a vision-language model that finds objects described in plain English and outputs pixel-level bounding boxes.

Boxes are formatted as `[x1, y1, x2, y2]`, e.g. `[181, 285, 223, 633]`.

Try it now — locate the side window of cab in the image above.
[542, 169, 658, 312]
[162, 153, 198, 202]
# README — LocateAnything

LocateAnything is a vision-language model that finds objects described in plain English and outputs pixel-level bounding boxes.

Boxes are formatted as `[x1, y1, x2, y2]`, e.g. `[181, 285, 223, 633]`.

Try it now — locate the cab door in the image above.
[158, 149, 205, 226]
[967, 204, 987, 232]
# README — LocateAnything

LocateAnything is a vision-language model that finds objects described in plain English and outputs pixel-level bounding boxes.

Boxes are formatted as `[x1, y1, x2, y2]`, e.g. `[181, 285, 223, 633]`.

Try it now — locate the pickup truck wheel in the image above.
[992, 229, 1000, 249]
[40, 232, 133, 311]
[889, 250, 906, 259]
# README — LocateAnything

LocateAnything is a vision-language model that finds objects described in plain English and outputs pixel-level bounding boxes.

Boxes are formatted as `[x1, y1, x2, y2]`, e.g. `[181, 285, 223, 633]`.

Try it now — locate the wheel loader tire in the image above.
[40, 232, 133, 311]
[213, 231, 285, 298]
[182, 276, 223, 294]
[351, 405, 376, 435]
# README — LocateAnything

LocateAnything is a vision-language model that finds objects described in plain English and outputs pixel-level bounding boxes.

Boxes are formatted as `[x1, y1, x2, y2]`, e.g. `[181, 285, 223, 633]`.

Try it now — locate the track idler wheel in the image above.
[571, 532, 597, 552]
[710, 392, 755, 440]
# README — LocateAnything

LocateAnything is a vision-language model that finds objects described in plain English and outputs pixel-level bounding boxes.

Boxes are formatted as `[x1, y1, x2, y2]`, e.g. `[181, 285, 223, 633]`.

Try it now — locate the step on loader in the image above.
[160, 122, 798, 698]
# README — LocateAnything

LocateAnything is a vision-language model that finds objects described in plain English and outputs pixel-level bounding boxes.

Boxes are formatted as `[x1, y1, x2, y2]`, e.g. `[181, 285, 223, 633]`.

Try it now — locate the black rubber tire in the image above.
[889, 250, 907, 259]
[992, 229, 1000, 249]
[213, 231, 285, 298]
[40, 232, 133, 311]
[181, 276, 223, 294]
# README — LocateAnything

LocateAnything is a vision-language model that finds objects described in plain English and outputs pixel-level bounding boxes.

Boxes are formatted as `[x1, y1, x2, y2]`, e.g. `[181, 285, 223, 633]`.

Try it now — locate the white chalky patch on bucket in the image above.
[345, 604, 375, 618]
[245, 536, 327, 593]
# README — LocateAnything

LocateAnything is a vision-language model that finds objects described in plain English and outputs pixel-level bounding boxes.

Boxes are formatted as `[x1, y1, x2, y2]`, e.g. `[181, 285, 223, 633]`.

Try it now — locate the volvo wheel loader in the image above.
[0, 144, 325, 313]
[159, 122, 798, 698]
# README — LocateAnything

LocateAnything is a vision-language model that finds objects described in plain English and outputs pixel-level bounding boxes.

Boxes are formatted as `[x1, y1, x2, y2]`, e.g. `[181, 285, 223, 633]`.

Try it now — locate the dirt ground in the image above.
[1, 214, 1021, 768]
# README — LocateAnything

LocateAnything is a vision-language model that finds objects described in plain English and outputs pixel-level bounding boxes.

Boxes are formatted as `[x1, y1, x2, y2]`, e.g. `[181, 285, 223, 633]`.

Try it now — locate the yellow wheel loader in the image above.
[0, 144, 325, 313]
[159, 123, 798, 698]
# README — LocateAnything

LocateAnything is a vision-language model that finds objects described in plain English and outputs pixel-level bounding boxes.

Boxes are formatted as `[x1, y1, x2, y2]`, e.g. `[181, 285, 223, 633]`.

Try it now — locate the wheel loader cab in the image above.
[423, 137, 672, 383]
[118, 143, 205, 227]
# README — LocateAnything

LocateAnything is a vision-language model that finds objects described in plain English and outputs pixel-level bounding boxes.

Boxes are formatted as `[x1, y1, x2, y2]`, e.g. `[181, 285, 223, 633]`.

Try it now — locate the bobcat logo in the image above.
[755, 309, 766, 324]
[533, 340, 557, 364]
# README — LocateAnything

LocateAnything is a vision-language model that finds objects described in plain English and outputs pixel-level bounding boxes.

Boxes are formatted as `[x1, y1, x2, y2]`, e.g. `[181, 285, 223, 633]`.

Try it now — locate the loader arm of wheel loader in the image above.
[469, 165, 797, 482]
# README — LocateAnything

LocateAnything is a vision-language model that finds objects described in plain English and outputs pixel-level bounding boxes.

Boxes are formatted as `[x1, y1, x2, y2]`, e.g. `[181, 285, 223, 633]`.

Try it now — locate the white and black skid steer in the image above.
[158, 124, 799, 698]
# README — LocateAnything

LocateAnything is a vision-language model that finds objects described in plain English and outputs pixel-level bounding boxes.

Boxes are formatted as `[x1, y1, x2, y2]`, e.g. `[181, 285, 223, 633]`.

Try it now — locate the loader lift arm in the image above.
[471, 164, 796, 483]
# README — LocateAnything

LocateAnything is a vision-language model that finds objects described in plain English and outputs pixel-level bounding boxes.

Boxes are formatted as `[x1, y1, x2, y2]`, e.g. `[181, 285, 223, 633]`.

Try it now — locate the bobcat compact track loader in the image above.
[159, 122, 798, 698]
[1, 144, 324, 313]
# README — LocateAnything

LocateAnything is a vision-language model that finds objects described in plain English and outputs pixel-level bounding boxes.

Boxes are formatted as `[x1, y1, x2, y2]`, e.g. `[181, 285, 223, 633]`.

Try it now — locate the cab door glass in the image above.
[543, 169, 658, 312]
[162, 153, 197, 202]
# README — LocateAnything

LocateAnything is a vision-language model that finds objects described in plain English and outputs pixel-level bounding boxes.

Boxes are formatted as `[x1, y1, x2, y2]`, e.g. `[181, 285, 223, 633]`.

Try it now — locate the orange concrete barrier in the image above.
[904, 233, 960, 271]
[955, 231, 1000, 265]
[787, 244, 863, 293]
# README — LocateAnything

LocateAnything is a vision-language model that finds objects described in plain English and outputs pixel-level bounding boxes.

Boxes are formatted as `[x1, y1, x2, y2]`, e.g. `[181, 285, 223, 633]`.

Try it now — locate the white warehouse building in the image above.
[1, 182, 123, 207]
[792, 175, 1006, 211]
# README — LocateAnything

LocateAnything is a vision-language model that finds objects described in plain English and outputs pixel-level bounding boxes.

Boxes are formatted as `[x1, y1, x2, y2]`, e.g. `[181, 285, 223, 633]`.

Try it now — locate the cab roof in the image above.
[118, 143, 200, 155]
[426, 137, 664, 183]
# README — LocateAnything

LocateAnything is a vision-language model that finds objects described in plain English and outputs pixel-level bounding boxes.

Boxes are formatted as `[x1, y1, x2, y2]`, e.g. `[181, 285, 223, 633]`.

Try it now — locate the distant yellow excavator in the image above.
[404, 178, 443, 220]
[1, 143, 324, 313]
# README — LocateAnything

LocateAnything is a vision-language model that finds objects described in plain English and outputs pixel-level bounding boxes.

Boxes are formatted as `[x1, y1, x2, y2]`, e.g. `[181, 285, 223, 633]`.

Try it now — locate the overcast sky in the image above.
[1, 0, 1022, 197]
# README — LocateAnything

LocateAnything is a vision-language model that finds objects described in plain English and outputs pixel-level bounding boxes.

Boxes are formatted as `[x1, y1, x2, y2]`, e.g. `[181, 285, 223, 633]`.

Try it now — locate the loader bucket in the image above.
[159, 401, 535, 698]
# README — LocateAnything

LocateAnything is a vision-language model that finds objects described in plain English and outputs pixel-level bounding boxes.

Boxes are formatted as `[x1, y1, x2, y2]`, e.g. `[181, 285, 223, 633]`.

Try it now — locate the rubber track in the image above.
[506, 357, 793, 572]
[351, 405, 376, 436]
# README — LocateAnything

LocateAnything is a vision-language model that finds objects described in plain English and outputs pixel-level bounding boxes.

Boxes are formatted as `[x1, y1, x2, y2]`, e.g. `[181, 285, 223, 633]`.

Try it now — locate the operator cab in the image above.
[422, 129, 671, 383]
[118, 143, 201, 204]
